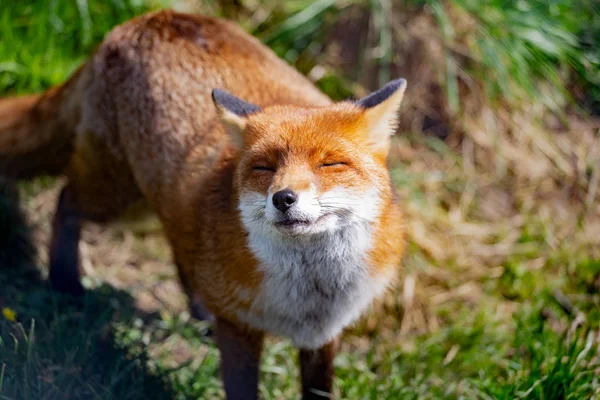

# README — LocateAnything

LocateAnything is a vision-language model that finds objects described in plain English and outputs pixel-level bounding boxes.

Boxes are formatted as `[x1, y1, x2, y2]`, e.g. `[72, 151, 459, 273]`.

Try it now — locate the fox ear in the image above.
[356, 79, 407, 152]
[212, 89, 261, 146]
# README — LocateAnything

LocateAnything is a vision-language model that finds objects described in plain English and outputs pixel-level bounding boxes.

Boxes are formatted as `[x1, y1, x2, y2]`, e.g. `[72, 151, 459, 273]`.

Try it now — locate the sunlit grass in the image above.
[1, 1, 599, 399]
[0, 0, 171, 95]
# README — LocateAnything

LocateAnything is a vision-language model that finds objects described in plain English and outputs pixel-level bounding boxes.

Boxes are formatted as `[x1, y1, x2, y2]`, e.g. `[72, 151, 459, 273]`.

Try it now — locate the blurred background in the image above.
[0, 0, 599, 399]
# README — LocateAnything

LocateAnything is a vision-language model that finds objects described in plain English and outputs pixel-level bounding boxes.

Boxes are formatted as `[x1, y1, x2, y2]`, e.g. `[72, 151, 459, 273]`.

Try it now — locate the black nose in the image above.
[272, 189, 297, 213]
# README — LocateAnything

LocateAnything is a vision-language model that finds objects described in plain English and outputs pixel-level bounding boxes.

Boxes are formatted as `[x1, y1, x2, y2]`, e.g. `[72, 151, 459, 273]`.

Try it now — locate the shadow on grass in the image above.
[0, 180, 175, 400]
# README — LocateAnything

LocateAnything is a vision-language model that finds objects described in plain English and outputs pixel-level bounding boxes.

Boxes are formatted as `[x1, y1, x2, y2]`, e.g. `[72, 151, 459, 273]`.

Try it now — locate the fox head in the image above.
[212, 79, 407, 238]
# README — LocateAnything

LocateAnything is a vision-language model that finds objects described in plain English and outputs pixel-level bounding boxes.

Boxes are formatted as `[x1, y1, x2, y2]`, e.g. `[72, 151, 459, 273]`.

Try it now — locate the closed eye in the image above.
[320, 162, 347, 168]
[253, 166, 275, 172]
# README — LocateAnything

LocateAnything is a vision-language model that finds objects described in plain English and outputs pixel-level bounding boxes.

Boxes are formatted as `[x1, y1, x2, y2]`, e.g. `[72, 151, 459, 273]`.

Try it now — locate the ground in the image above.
[1, 1, 599, 399]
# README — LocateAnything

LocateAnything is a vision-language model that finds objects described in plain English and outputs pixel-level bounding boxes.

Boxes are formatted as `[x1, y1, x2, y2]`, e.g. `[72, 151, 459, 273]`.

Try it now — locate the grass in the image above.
[0, 0, 170, 94]
[424, 0, 600, 112]
[1, 0, 600, 399]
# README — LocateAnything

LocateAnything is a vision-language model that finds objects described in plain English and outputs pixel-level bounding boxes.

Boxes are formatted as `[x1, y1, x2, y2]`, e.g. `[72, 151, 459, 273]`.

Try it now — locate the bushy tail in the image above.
[0, 66, 87, 179]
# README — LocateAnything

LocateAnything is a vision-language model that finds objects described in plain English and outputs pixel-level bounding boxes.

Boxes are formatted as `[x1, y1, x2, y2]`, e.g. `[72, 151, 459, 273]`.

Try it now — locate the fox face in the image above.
[212, 79, 406, 238]
[235, 106, 386, 237]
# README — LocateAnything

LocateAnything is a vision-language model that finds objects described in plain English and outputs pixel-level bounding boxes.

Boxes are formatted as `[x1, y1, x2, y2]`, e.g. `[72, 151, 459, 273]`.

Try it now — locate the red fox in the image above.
[0, 10, 406, 399]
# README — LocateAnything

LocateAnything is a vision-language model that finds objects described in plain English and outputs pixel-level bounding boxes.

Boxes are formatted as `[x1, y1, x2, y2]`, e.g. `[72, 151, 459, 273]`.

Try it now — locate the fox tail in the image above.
[0, 66, 87, 179]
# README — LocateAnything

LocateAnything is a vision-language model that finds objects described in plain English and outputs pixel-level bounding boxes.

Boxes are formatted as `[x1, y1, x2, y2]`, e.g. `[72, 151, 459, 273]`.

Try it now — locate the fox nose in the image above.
[272, 189, 298, 213]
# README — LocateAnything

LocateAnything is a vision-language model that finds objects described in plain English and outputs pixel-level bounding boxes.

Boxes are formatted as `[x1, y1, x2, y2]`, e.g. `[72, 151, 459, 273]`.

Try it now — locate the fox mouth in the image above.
[274, 213, 333, 230]
[275, 218, 311, 228]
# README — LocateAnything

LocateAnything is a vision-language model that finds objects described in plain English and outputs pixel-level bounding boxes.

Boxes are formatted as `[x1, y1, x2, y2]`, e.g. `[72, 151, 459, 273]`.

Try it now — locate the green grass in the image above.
[0, 0, 169, 94]
[1, 1, 600, 399]
[2, 274, 598, 399]
[237, 0, 600, 112]
[424, 0, 600, 112]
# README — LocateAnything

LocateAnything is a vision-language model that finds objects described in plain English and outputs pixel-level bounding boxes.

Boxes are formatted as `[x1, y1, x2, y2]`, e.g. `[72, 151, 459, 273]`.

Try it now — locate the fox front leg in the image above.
[299, 338, 339, 399]
[216, 317, 264, 400]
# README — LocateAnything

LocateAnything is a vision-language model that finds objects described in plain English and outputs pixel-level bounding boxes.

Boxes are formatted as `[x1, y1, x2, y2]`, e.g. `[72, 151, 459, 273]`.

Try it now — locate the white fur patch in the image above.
[237, 187, 391, 349]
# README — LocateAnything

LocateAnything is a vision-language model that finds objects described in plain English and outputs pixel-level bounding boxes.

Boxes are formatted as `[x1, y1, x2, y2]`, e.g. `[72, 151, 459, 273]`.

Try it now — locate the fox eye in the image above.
[253, 165, 275, 172]
[320, 162, 347, 168]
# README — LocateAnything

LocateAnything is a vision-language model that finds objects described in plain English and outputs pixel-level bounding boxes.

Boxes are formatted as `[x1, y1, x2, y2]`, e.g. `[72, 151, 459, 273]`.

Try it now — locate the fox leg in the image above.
[48, 178, 141, 295]
[176, 264, 215, 322]
[178, 271, 215, 336]
[216, 317, 264, 400]
[48, 186, 84, 295]
[47, 125, 144, 294]
[299, 338, 339, 399]
[189, 295, 215, 322]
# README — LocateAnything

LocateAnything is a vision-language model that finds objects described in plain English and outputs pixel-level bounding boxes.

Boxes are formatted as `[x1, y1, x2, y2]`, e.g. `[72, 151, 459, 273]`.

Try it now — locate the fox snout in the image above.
[265, 184, 321, 227]
[272, 189, 297, 213]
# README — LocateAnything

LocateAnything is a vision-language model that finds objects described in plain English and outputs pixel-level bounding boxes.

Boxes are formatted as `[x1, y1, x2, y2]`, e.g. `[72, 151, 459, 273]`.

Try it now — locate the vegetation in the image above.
[1, 0, 599, 399]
